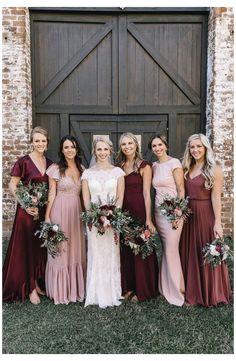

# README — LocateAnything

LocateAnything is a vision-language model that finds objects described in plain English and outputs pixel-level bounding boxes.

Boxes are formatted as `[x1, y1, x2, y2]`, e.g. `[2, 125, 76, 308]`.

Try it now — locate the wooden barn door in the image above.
[30, 9, 208, 165]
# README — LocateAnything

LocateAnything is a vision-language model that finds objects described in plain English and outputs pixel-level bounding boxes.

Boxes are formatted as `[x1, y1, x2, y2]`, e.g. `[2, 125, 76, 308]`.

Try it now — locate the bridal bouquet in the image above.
[15, 181, 48, 219]
[35, 222, 69, 258]
[122, 223, 159, 259]
[202, 236, 233, 268]
[158, 194, 192, 229]
[81, 196, 133, 243]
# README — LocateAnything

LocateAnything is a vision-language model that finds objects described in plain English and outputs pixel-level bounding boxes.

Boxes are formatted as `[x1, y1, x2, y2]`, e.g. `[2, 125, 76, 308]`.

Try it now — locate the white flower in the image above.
[222, 245, 229, 252]
[52, 224, 59, 232]
[209, 245, 220, 256]
[222, 253, 228, 261]
[129, 242, 138, 249]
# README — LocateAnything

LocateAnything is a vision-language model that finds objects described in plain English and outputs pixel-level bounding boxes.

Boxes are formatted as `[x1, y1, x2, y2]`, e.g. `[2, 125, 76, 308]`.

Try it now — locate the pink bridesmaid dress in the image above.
[45, 164, 86, 305]
[152, 158, 185, 306]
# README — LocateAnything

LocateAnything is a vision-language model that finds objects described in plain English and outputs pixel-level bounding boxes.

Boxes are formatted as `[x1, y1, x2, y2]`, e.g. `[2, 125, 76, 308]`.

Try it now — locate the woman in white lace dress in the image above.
[81, 137, 125, 308]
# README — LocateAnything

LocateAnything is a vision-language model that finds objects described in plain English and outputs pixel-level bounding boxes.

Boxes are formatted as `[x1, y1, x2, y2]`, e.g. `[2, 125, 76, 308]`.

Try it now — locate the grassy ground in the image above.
[2, 239, 234, 354]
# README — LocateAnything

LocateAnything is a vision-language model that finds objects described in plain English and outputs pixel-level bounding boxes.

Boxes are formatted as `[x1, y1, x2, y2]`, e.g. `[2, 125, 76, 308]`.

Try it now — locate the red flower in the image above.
[100, 205, 115, 212]
[215, 245, 222, 253]
[48, 229, 57, 238]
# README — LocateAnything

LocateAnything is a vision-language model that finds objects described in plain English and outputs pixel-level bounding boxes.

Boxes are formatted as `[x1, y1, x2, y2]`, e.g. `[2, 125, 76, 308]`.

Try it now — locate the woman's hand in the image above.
[45, 217, 51, 224]
[26, 207, 39, 217]
[213, 223, 223, 239]
[146, 221, 156, 233]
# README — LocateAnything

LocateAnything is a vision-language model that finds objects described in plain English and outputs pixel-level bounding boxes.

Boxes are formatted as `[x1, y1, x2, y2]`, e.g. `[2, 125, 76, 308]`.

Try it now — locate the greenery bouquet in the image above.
[35, 222, 69, 258]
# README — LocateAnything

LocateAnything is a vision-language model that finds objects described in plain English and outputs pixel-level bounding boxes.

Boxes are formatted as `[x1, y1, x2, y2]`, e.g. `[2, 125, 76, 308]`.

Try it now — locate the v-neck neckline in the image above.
[66, 174, 80, 186]
[189, 173, 202, 180]
[28, 155, 46, 176]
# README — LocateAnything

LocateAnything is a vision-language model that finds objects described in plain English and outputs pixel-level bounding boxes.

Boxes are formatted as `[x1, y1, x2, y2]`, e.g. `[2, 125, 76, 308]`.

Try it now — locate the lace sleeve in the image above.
[81, 169, 90, 181]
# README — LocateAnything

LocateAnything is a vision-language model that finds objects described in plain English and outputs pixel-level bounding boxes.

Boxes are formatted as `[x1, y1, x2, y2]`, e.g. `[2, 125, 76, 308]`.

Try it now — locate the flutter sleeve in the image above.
[139, 160, 152, 169]
[171, 158, 182, 171]
[81, 169, 90, 181]
[10, 156, 26, 178]
[46, 164, 61, 181]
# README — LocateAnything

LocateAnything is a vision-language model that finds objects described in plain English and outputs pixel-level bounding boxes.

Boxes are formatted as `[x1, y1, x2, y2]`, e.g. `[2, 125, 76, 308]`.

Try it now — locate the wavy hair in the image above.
[116, 132, 143, 173]
[182, 133, 217, 189]
[58, 135, 83, 176]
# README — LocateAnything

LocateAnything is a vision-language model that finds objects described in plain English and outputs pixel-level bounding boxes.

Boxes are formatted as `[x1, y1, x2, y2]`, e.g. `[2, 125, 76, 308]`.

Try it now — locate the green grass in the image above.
[2, 239, 234, 354]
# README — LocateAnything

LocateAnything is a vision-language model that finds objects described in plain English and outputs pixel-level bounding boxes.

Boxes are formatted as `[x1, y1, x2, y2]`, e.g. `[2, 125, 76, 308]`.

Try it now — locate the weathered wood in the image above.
[31, 10, 208, 161]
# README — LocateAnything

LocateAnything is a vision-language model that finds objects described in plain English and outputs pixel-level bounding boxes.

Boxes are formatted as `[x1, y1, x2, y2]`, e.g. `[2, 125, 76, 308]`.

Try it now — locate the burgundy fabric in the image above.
[180, 174, 232, 306]
[3, 155, 53, 302]
[121, 160, 159, 301]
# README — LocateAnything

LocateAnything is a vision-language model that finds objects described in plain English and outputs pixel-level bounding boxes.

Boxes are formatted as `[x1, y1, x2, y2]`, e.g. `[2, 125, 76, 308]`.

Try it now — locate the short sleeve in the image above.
[139, 160, 152, 169]
[114, 167, 125, 178]
[46, 164, 61, 180]
[10, 157, 26, 178]
[171, 158, 182, 171]
[81, 169, 90, 181]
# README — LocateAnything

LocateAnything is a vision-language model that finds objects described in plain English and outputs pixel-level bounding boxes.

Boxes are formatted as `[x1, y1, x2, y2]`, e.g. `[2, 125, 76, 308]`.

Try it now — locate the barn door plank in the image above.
[36, 22, 113, 105]
[127, 22, 201, 105]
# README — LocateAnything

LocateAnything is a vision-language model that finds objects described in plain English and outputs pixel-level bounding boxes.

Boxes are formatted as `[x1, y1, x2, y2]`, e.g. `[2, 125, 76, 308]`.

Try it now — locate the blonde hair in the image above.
[92, 136, 113, 155]
[182, 133, 216, 189]
[30, 126, 49, 143]
[116, 132, 143, 173]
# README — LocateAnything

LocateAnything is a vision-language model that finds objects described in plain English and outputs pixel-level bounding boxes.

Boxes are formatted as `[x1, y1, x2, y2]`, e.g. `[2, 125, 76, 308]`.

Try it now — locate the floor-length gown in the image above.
[3, 155, 53, 302]
[152, 158, 185, 306]
[45, 164, 86, 305]
[121, 161, 159, 301]
[180, 174, 232, 306]
[81, 167, 125, 308]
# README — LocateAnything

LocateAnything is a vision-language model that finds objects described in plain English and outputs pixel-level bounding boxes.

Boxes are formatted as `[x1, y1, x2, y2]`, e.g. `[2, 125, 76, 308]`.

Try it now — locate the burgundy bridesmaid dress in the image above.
[180, 174, 232, 306]
[3, 155, 52, 302]
[121, 161, 159, 301]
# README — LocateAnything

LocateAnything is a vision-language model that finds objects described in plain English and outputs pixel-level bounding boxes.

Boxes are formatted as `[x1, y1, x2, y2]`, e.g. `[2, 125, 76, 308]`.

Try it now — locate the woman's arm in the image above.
[9, 176, 21, 196]
[140, 165, 156, 232]
[211, 165, 224, 238]
[173, 168, 185, 199]
[44, 178, 57, 222]
[116, 176, 125, 208]
[81, 179, 91, 210]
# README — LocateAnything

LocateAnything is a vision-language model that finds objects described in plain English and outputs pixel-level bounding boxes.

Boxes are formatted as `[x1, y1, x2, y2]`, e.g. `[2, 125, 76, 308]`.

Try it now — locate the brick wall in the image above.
[206, 7, 234, 235]
[2, 7, 32, 238]
[2, 7, 234, 238]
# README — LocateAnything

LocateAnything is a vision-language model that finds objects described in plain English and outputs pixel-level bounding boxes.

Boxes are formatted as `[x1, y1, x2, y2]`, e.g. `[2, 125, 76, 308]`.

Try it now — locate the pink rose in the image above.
[140, 229, 151, 240]
[174, 208, 182, 217]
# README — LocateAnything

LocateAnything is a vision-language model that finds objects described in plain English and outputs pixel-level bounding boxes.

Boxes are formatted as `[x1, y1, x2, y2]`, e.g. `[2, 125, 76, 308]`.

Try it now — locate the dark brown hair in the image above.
[148, 134, 168, 150]
[58, 135, 83, 175]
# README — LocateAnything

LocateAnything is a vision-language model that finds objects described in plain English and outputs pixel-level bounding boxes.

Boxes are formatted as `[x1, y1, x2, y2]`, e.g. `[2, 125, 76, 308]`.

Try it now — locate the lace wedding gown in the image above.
[81, 167, 125, 308]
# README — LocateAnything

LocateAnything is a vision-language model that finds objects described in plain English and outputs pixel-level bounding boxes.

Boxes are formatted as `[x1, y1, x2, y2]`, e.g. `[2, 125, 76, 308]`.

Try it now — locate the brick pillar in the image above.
[2, 7, 32, 238]
[206, 7, 234, 234]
